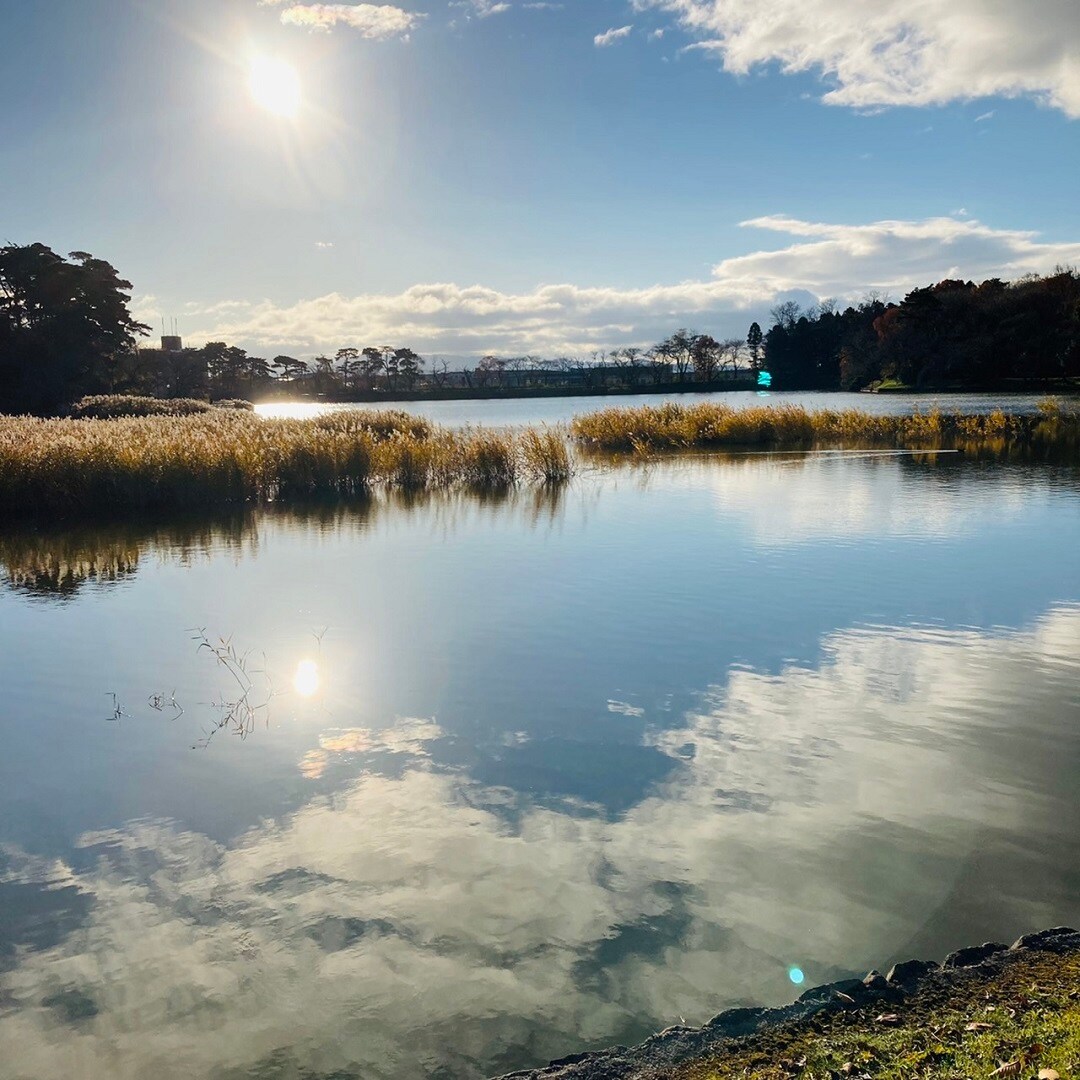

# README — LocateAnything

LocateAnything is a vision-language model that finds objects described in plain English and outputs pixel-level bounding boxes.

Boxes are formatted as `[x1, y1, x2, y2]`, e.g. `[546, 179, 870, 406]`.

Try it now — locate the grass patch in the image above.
[68, 395, 258, 418]
[676, 951, 1080, 1080]
[569, 401, 1080, 453]
[0, 411, 571, 513]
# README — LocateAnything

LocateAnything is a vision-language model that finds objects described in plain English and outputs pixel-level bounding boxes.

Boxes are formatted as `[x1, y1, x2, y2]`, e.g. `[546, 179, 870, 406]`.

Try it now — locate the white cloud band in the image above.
[140, 215, 1080, 357]
[635, 0, 1080, 116]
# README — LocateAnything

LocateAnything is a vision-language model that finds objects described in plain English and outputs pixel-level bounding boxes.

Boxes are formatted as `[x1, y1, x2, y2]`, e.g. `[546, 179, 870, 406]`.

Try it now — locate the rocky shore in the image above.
[493, 927, 1080, 1080]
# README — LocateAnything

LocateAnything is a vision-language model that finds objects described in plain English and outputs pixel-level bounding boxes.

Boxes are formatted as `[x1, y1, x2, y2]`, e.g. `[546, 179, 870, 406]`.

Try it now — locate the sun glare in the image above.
[293, 659, 320, 698]
[248, 55, 301, 119]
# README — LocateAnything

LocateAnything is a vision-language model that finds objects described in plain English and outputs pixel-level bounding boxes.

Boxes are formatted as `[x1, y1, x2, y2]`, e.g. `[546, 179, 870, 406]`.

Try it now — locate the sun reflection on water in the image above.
[293, 659, 320, 698]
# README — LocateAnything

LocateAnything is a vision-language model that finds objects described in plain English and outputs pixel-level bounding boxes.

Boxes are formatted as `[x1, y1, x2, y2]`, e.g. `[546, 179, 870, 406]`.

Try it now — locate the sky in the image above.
[3, 0, 1080, 361]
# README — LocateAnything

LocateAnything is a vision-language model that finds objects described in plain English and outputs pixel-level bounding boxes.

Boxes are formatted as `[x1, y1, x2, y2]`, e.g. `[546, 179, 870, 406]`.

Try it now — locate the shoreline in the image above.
[256, 379, 759, 405]
[493, 927, 1080, 1080]
[255, 381, 1080, 407]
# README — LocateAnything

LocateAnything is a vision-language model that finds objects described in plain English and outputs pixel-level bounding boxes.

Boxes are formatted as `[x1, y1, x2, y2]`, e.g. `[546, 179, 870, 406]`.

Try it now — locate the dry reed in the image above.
[570, 400, 1079, 452]
[0, 410, 573, 513]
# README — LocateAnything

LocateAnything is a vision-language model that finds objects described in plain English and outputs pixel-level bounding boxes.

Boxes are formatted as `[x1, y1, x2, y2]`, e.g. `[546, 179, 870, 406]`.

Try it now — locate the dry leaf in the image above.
[875, 1013, 901, 1025]
[990, 1061, 1021, 1078]
[836, 992, 856, 1004]
[840, 1064, 854, 1075]
[1038, 1070, 1060, 1080]
[966, 1022, 994, 1032]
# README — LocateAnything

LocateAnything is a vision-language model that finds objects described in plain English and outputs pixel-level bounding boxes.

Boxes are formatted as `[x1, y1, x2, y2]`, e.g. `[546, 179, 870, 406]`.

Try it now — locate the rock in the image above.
[886, 958, 939, 986]
[862, 970, 889, 992]
[798, 979, 864, 1005]
[942, 942, 1007, 968]
[1010, 927, 1080, 953]
[546, 1052, 595, 1069]
[703, 1006, 767, 1036]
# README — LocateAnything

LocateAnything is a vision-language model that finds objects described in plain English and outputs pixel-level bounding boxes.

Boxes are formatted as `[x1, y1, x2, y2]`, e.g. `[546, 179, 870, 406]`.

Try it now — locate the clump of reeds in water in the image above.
[570, 400, 1079, 452]
[0, 410, 573, 513]
[68, 395, 256, 419]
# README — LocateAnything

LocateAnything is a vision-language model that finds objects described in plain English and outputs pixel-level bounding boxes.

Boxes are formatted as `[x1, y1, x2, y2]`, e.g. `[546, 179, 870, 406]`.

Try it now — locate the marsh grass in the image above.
[69, 395, 218, 419]
[4, 402, 1076, 514]
[519, 426, 573, 484]
[0, 410, 572, 513]
[570, 400, 1080, 452]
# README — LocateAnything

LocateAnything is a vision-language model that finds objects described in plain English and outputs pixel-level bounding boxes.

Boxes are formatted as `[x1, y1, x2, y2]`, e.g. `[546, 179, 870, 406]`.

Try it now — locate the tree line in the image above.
[4, 241, 1077, 415]
[765, 271, 1080, 390]
[0, 244, 762, 412]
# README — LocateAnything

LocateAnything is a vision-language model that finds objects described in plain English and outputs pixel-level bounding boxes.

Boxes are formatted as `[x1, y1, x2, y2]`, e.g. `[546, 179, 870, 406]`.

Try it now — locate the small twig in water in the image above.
[105, 692, 129, 724]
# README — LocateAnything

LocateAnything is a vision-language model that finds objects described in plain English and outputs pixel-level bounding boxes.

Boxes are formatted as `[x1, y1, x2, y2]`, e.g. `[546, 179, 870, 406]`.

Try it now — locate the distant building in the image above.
[161, 335, 183, 353]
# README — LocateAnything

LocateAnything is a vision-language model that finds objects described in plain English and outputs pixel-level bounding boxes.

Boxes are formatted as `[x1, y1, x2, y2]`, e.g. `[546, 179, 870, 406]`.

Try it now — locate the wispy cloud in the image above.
[165, 214, 1080, 356]
[635, 0, 1080, 116]
[974, 110, 995, 122]
[594, 24, 633, 47]
[452, 0, 512, 17]
[266, 2, 422, 36]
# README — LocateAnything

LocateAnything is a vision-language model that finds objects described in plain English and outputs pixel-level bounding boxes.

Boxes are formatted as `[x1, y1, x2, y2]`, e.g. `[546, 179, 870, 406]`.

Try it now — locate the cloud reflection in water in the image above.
[1, 606, 1079, 1079]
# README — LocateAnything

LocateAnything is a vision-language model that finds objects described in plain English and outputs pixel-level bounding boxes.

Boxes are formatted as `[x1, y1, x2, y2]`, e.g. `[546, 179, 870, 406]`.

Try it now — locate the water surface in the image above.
[1, 450, 1078, 1079]
[255, 389, 1075, 427]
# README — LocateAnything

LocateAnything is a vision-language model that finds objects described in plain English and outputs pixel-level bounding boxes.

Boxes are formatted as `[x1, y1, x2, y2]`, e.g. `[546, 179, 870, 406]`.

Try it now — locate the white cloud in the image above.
[634, 0, 1080, 116]
[451, 0, 512, 17]
[314, 240, 335, 249]
[175, 214, 1080, 357]
[272, 2, 422, 36]
[594, 24, 634, 47]
[975, 110, 995, 122]
[648, 27, 665, 40]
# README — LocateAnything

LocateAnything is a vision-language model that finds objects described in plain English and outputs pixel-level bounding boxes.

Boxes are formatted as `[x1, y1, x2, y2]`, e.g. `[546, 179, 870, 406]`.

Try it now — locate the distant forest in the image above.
[1, 241, 1078, 415]
[766, 271, 1080, 390]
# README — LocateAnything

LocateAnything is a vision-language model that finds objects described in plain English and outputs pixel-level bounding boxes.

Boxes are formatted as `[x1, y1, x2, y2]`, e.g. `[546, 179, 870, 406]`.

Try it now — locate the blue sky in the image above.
[3, 0, 1080, 359]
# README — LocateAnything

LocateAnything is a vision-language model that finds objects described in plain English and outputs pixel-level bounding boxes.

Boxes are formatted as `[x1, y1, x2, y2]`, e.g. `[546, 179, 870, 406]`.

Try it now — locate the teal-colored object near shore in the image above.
[758, 370, 773, 388]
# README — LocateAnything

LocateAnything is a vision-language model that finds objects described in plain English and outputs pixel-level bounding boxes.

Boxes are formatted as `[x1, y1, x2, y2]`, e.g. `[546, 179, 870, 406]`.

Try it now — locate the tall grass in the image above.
[69, 395, 218, 419]
[69, 395, 259, 418]
[3, 402, 1075, 515]
[570, 401, 1080, 452]
[0, 411, 572, 513]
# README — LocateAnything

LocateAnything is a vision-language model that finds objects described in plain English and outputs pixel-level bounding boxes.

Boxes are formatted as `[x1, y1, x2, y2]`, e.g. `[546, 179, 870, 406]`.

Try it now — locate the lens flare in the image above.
[248, 55, 301, 119]
[293, 659, 320, 698]
[788, 966, 805, 985]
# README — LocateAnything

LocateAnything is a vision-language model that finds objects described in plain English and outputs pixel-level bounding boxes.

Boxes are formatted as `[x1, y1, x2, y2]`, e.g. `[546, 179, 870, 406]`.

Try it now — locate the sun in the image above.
[248, 55, 301, 119]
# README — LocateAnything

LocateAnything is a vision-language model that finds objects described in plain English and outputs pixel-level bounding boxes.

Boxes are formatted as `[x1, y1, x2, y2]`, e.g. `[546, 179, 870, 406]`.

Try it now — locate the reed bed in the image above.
[69, 394, 256, 419]
[570, 400, 1080, 452]
[0, 411, 571, 513]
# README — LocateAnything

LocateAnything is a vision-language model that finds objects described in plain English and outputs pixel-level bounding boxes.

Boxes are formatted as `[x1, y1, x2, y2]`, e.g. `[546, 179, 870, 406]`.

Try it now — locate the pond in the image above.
[1, 449, 1079, 1079]
[255, 389, 1077, 427]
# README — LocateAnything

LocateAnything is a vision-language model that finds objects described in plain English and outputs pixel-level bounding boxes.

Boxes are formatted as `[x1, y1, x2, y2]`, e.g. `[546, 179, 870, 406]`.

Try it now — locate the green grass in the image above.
[570, 400, 1080, 453]
[677, 951, 1080, 1080]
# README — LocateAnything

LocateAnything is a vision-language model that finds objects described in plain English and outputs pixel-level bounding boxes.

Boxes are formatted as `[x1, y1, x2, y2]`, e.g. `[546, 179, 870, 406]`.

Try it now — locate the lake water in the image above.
[255, 389, 1076, 427]
[1, 449, 1079, 1079]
